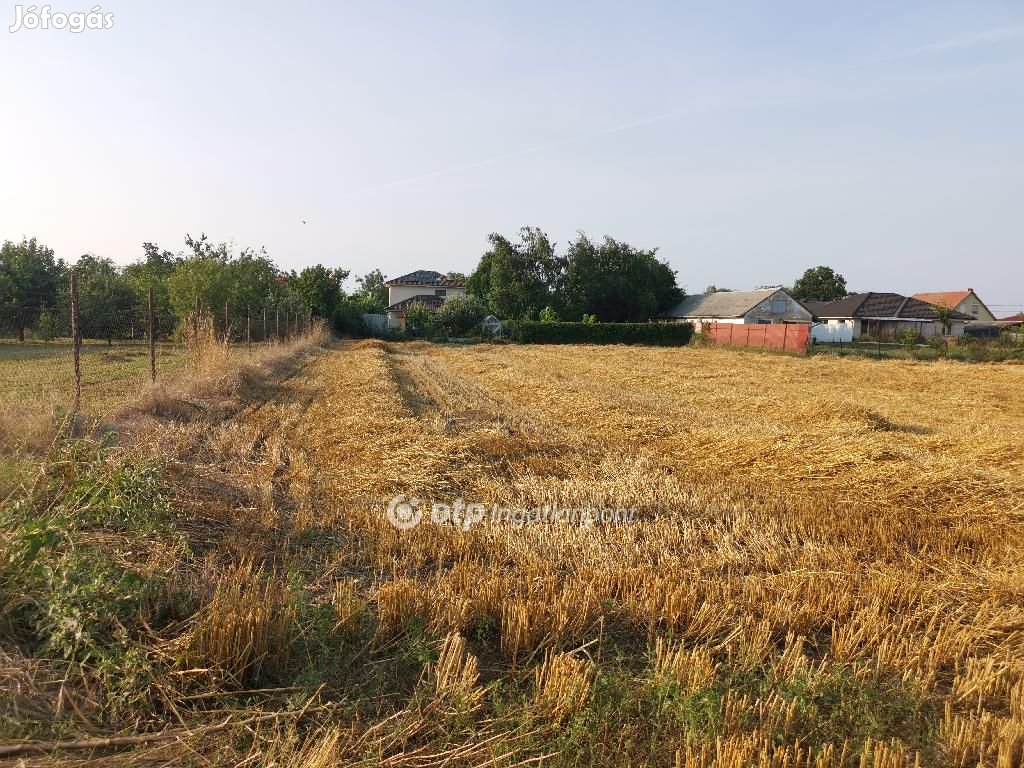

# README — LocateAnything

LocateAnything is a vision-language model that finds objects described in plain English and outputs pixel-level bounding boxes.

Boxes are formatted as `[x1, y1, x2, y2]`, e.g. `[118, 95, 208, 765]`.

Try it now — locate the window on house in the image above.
[771, 299, 787, 313]
[971, 304, 979, 315]
[435, 289, 447, 297]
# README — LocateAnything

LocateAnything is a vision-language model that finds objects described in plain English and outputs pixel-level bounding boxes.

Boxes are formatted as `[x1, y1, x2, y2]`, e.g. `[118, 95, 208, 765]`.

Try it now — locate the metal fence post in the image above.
[246, 307, 251, 352]
[224, 300, 230, 342]
[263, 306, 268, 343]
[70, 272, 81, 414]
[148, 286, 156, 383]
[276, 307, 280, 340]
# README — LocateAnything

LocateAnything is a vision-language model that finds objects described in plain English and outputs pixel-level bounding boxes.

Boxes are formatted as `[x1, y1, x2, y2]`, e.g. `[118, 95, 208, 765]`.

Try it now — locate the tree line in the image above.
[2, 225, 850, 343]
[0, 235, 388, 341]
[465, 227, 683, 323]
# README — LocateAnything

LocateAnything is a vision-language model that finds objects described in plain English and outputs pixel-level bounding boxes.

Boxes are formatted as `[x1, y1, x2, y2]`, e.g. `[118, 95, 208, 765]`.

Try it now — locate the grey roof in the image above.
[386, 294, 446, 312]
[806, 293, 974, 321]
[662, 288, 781, 319]
[385, 270, 465, 288]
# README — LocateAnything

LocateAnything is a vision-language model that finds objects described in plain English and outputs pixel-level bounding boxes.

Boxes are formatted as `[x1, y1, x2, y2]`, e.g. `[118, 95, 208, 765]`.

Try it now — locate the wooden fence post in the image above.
[276, 307, 280, 340]
[148, 286, 156, 383]
[193, 295, 200, 341]
[70, 272, 81, 414]
[263, 307, 268, 344]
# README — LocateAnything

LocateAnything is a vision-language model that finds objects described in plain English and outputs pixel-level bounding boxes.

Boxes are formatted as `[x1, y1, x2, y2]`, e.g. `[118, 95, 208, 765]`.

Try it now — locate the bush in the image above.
[436, 295, 486, 337]
[405, 301, 435, 339]
[332, 298, 366, 336]
[539, 306, 559, 323]
[510, 321, 693, 346]
[899, 329, 919, 346]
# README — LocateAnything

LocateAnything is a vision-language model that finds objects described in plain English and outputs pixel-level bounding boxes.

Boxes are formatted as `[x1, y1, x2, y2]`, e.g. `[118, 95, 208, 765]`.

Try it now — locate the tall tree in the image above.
[123, 242, 180, 335]
[0, 237, 65, 340]
[73, 255, 137, 343]
[290, 265, 349, 318]
[791, 266, 847, 302]
[167, 235, 286, 335]
[560, 234, 682, 322]
[353, 269, 388, 313]
[468, 228, 559, 321]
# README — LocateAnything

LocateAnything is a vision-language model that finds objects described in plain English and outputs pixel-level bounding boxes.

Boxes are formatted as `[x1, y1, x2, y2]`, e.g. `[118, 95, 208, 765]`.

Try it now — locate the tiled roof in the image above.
[806, 293, 973, 321]
[386, 294, 446, 312]
[911, 290, 972, 309]
[385, 270, 465, 288]
[662, 288, 781, 319]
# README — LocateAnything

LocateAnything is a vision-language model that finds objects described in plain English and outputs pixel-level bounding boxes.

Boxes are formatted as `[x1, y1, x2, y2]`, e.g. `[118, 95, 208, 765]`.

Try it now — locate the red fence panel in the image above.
[706, 322, 809, 354]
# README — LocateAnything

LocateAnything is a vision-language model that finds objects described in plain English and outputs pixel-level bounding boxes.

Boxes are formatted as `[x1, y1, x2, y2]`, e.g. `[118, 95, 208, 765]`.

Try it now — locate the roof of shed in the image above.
[662, 288, 782, 319]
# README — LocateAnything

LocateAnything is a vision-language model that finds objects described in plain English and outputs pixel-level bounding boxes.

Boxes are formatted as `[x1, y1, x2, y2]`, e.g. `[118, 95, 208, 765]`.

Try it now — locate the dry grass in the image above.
[3, 339, 1023, 766]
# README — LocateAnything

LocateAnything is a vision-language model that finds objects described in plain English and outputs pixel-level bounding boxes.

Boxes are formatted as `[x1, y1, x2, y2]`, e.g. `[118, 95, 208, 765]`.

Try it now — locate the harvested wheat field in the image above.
[3, 339, 1024, 767]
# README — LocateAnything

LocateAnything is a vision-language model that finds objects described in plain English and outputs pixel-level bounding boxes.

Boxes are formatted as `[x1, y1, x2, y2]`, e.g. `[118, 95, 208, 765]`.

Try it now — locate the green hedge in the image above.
[509, 321, 693, 346]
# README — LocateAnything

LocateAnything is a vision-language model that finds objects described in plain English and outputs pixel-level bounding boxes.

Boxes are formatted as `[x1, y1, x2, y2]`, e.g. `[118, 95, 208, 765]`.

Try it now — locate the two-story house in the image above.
[911, 289, 995, 323]
[385, 270, 466, 329]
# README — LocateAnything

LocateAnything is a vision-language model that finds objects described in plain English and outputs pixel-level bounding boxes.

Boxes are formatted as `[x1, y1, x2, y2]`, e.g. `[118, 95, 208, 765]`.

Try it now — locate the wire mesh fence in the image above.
[0, 280, 316, 422]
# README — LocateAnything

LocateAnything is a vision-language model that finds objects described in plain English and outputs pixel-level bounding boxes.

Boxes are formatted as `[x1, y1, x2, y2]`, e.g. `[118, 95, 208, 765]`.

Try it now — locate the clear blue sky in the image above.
[2, 1, 1022, 311]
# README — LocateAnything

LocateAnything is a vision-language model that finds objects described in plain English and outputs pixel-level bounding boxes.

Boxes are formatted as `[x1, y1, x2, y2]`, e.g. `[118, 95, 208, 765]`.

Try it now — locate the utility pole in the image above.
[70, 272, 81, 414]
[148, 286, 156, 383]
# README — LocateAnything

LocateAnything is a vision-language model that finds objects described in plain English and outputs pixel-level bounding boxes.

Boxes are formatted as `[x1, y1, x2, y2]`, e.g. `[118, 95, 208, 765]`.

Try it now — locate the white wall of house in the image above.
[811, 320, 854, 343]
[852, 319, 964, 339]
[387, 285, 466, 306]
[741, 290, 813, 324]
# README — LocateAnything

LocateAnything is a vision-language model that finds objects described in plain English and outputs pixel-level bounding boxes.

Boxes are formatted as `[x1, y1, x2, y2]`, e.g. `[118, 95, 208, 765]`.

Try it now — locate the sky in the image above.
[1, 1, 1022, 312]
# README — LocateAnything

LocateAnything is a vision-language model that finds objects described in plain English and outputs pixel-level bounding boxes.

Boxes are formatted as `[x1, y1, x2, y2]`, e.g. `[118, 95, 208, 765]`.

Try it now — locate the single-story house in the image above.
[385, 270, 466, 329]
[661, 288, 812, 329]
[805, 293, 972, 341]
[911, 289, 995, 323]
[999, 313, 1024, 323]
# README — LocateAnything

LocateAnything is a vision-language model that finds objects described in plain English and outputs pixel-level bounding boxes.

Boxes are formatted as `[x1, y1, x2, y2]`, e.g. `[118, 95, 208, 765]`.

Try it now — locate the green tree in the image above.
[73, 255, 138, 343]
[436, 295, 486, 336]
[228, 249, 283, 318]
[167, 253, 231, 325]
[0, 237, 65, 341]
[290, 265, 349, 319]
[404, 301, 434, 338]
[539, 306, 559, 323]
[560, 233, 681, 322]
[704, 285, 732, 294]
[167, 235, 286, 336]
[468, 228, 559, 321]
[932, 304, 954, 336]
[353, 269, 388, 314]
[791, 266, 847, 302]
[123, 242, 179, 336]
